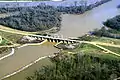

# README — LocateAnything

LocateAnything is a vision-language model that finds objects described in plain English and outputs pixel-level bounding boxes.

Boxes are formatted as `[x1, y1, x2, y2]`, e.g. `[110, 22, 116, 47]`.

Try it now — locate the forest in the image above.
[92, 27, 120, 39]
[0, 7, 23, 13]
[0, 5, 61, 32]
[103, 15, 120, 31]
[27, 53, 120, 80]
[57, 0, 111, 14]
[0, 0, 111, 14]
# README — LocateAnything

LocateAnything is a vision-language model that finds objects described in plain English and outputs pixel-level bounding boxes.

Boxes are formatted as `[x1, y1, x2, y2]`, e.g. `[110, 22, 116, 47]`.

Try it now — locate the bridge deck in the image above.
[30, 35, 78, 42]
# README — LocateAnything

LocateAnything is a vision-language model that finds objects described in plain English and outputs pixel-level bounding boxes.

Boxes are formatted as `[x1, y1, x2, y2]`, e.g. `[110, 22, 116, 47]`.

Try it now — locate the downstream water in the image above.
[1, 0, 120, 80]
[1, 42, 58, 80]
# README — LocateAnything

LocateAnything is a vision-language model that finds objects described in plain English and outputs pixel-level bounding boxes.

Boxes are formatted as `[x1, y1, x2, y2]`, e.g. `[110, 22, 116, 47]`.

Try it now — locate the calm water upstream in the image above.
[1, 0, 120, 80]
[58, 0, 120, 38]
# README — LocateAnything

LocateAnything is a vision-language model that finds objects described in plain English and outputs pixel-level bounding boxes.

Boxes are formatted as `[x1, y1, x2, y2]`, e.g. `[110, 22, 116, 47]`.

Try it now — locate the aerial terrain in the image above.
[0, 0, 120, 80]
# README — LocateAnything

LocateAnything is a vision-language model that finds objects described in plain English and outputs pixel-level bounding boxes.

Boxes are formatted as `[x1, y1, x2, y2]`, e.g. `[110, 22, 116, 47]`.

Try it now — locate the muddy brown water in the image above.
[57, 0, 120, 38]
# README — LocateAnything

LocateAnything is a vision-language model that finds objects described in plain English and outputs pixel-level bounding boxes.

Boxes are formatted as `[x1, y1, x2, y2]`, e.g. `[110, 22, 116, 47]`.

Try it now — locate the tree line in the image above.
[0, 0, 111, 14]
[27, 53, 120, 80]
[92, 15, 120, 39]
[103, 15, 120, 31]
[0, 7, 23, 13]
[57, 0, 111, 14]
[91, 27, 120, 39]
[0, 5, 62, 32]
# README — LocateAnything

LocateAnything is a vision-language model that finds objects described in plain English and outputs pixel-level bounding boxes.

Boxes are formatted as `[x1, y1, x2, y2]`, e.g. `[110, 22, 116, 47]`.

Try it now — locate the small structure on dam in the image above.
[18, 36, 43, 44]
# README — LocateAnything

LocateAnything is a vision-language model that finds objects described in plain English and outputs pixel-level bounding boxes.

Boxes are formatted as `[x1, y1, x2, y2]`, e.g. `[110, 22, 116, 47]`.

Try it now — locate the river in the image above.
[57, 0, 120, 38]
[1, 42, 58, 80]
[1, 0, 120, 80]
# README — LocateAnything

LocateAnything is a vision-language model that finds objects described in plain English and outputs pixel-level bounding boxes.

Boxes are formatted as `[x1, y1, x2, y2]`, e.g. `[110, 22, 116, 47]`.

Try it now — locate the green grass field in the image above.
[0, 31, 23, 43]
[64, 43, 120, 60]
[100, 45, 120, 54]
[0, 39, 11, 46]
[92, 37, 120, 45]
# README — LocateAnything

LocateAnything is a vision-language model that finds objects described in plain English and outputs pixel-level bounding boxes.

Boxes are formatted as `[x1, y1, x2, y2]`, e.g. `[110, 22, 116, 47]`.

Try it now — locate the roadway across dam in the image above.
[29, 35, 78, 44]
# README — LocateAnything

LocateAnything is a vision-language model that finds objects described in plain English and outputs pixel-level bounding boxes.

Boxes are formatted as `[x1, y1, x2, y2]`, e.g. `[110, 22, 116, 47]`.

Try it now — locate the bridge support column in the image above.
[67, 41, 71, 44]
[53, 40, 55, 43]
[49, 39, 51, 42]
[62, 40, 64, 43]
[64, 40, 68, 44]
[41, 37, 44, 40]
[38, 37, 42, 40]
[58, 39, 61, 43]
[34, 37, 37, 39]
[36, 37, 39, 40]
[54, 39, 58, 43]
[47, 38, 50, 42]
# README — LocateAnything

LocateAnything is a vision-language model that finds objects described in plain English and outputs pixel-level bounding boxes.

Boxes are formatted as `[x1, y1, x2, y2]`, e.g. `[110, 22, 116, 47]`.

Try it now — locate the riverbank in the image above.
[0, 48, 14, 61]
[0, 41, 58, 80]
[17, 39, 48, 49]
[57, 0, 112, 14]
[26, 51, 120, 80]
[1, 55, 53, 80]
[3, 58, 52, 80]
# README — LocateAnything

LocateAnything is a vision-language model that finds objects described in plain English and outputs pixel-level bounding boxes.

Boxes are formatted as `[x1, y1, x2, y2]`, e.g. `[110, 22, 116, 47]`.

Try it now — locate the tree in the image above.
[0, 5, 62, 32]
[26, 54, 120, 80]
[103, 15, 120, 31]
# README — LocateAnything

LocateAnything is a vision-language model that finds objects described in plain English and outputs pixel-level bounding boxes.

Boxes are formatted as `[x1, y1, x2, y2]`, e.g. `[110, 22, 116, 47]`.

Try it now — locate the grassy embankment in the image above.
[60, 36, 120, 60]
[0, 25, 34, 54]
[0, 23, 58, 54]
[92, 37, 120, 55]
[99, 45, 120, 55]
[0, 37, 12, 54]
[0, 25, 58, 36]
[92, 37, 120, 45]
[0, 20, 59, 43]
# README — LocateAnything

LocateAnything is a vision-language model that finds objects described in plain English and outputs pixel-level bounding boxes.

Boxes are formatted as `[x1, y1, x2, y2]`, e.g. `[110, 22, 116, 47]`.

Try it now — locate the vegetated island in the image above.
[92, 15, 120, 39]
[103, 15, 120, 31]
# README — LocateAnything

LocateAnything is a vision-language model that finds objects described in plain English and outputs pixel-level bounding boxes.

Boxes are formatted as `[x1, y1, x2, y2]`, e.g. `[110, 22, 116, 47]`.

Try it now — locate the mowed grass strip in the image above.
[74, 43, 103, 54]
[99, 45, 120, 54]
[66, 43, 120, 60]
[92, 37, 120, 45]
[0, 39, 9, 46]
